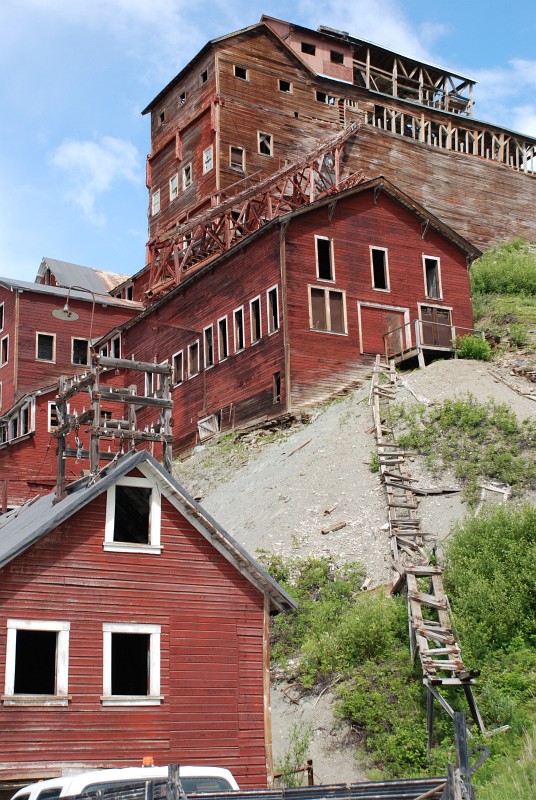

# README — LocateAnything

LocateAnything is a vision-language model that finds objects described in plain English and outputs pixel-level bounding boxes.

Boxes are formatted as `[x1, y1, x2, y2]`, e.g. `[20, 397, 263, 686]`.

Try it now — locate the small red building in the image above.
[0, 450, 294, 792]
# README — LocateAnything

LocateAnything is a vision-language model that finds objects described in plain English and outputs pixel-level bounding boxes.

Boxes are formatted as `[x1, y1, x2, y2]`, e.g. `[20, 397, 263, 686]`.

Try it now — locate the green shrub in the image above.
[454, 334, 493, 360]
[471, 239, 536, 295]
[509, 324, 530, 348]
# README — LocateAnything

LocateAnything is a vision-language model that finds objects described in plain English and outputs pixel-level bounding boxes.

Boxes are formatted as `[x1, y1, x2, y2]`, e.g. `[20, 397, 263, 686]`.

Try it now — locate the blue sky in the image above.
[1, 0, 535, 283]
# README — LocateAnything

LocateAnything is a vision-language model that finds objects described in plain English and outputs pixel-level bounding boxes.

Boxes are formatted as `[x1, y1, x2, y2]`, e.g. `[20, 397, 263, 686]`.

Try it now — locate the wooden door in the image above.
[420, 306, 452, 347]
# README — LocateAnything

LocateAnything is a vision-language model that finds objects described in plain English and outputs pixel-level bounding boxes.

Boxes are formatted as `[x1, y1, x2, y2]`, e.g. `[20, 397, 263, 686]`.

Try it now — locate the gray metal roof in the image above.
[0, 450, 295, 612]
[38, 258, 129, 294]
[0, 277, 142, 310]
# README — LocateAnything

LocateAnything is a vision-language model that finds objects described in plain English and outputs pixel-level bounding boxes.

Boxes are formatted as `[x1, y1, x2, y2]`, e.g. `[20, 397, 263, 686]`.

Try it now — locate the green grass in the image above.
[471, 239, 536, 296]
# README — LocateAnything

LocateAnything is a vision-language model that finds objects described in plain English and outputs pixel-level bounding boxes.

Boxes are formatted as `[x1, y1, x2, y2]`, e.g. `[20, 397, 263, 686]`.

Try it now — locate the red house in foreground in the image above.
[0, 450, 294, 793]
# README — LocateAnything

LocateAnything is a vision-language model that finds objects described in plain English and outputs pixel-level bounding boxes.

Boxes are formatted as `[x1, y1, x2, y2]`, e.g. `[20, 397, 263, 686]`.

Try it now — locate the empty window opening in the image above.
[151, 189, 160, 216]
[267, 287, 279, 333]
[111, 633, 149, 696]
[250, 297, 261, 342]
[20, 405, 30, 436]
[316, 91, 336, 105]
[218, 317, 229, 359]
[234, 308, 245, 352]
[188, 341, 199, 377]
[204, 326, 214, 367]
[1, 335, 7, 365]
[114, 485, 151, 544]
[310, 287, 346, 333]
[158, 111, 165, 125]
[182, 164, 192, 190]
[169, 173, 179, 201]
[14, 630, 57, 694]
[230, 146, 245, 172]
[48, 403, 59, 432]
[179, 91, 186, 105]
[425, 257, 441, 298]
[371, 248, 389, 290]
[330, 50, 344, 64]
[111, 335, 121, 359]
[316, 237, 333, 280]
[273, 372, 281, 404]
[201, 69, 208, 84]
[301, 42, 316, 55]
[203, 145, 213, 173]
[36, 333, 54, 361]
[72, 338, 89, 365]
[234, 65, 248, 80]
[173, 351, 183, 384]
[258, 132, 273, 156]
[0, 303, 4, 331]
[279, 79, 292, 93]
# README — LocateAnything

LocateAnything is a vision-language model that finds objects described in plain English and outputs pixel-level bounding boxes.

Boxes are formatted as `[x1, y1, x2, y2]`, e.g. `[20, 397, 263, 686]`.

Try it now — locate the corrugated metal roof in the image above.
[94, 268, 131, 292]
[0, 450, 295, 611]
[0, 277, 142, 310]
[39, 257, 113, 294]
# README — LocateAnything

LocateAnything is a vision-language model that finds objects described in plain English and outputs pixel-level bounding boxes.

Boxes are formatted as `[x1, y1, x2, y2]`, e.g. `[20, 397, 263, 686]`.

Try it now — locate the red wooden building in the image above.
[96, 177, 480, 452]
[0, 449, 294, 793]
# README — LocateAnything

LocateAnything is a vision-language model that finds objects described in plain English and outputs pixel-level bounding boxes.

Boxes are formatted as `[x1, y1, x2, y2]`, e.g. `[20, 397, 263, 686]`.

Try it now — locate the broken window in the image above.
[182, 163, 192, 190]
[258, 131, 273, 157]
[301, 42, 316, 55]
[169, 173, 179, 201]
[371, 247, 390, 290]
[230, 146, 245, 172]
[151, 189, 160, 216]
[20, 404, 30, 435]
[330, 50, 344, 64]
[111, 334, 121, 359]
[424, 256, 442, 299]
[5, 619, 70, 699]
[0, 335, 8, 366]
[145, 371, 155, 397]
[273, 372, 281, 404]
[172, 350, 183, 384]
[179, 91, 186, 105]
[48, 402, 59, 432]
[316, 91, 336, 105]
[72, 338, 89, 366]
[250, 296, 262, 343]
[103, 623, 161, 702]
[200, 69, 208, 84]
[234, 65, 248, 80]
[203, 145, 213, 174]
[204, 325, 214, 368]
[158, 110, 165, 125]
[267, 287, 279, 334]
[316, 236, 334, 280]
[36, 333, 55, 362]
[218, 317, 229, 360]
[188, 341, 199, 377]
[310, 287, 346, 334]
[233, 307, 245, 352]
[278, 79, 292, 93]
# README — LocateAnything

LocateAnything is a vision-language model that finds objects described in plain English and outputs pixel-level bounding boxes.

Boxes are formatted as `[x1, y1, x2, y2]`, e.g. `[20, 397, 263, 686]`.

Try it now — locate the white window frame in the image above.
[104, 475, 162, 554]
[203, 324, 214, 368]
[4, 619, 70, 705]
[182, 163, 192, 190]
[308, 285, 348, 335]
[315, 235, 335, 282]
[278, 79, 292, 93]
[151, 189, 160, 216]
[250, 296, 262, 344]
[0, 334, 8, 367]
[233, 306, 245, 353]
[102, 622, 161, 706]
[169, 173, 179, 201]
[203, 145, 214, 174]
[356, 301, 411, 354]
[258, 131, 273, 157]
[188, 340, 200, 378]
[370, 246, 390, 292]
[266, 286, 280, 335]
[172, 350, 184, 385]
[0, 302, 4, 332]
[36, 332, 56, 363]
[233, 65, 249, 80]
[110, 334, 121, 359]
[417, 302, 454, 346]
[71, 337, 89, 366]
[423, 255, 443, 300]
[217, 315, 229, 361]
[230, 146, 245, 172]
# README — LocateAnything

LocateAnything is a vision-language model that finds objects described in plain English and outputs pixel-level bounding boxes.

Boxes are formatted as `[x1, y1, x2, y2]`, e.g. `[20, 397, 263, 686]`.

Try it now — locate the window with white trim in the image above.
[258, 132, 273, 157]
[145, 371, 155, 397]
[279, 79, 292, 93]
[151, 189, 160, 216]
[36, 332, 55, 362]
[230, 146, 245, 172]
[0, 335, 8, 367]
[250, 296, 262, 343]
[234, 65, 248, 80]
[182, 163, 192, 190]
[203, 145, 214, 174]
[370, 247, 390, 291]
[204, 325, 214, 368]
[188, 341, 199, 377]
[233, 307, 245, 352]
[218, 317, 229, 360]
[111, 334, 121, 359]
[172, 350, 184, 385]
[169, 173, 179, 201]
[102, 623, 161, 705]
[0, 303, 4, 331]
[424, 256, 442, 299]
[267, 287, 280, 334]
[72, 337, 89, 366]
[19, 403, 31, 436]
[4, 619, 70, 704]
[315, 236, 334, 281]
[309, 286, 347, 334]
[105, 476, 161, 553]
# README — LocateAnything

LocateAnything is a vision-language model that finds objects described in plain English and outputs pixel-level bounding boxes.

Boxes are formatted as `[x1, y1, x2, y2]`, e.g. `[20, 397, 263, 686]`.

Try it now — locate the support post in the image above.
[55, 377, 67, 502]
[426, 687, 434, 756]
[454, 712, 471, 799]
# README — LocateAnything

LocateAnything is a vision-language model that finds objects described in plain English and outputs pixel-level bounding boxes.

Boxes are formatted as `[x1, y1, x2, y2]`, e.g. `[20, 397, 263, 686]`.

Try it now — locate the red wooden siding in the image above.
[0, 490, 268, 788]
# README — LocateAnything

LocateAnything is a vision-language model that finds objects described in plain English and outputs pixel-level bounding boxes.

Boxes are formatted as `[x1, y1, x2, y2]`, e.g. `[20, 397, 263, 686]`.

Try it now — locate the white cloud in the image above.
[51, 136, 141, 225]
[471, 59, 536, 135]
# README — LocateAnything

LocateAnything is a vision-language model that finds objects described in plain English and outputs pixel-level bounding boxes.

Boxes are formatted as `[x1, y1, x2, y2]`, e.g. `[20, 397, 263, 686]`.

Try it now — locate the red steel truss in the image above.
[146, 122, 364, 299]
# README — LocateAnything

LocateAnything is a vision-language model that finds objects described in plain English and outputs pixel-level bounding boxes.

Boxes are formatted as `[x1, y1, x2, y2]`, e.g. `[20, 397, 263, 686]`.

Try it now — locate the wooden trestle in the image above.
[369, 355, 484, 751]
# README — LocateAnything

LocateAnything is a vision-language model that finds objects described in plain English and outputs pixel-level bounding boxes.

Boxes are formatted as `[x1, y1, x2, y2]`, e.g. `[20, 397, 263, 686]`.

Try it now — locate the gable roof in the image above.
[37, 257, 129, 294]
[0, 450, 295, 612]
[0, 277, 142, 311]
